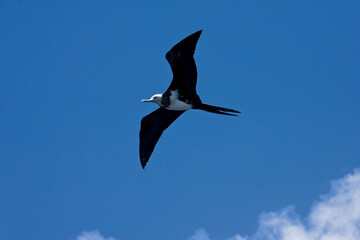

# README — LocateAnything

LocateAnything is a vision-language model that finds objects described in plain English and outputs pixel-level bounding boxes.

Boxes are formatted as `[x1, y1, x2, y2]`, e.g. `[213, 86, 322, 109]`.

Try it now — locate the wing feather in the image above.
[165, 30, 202, 98]
[139, 108, 185, 168]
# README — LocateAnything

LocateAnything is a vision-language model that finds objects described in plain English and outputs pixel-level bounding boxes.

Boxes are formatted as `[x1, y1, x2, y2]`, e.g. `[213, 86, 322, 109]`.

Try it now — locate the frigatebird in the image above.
[140, 30, 240, 168]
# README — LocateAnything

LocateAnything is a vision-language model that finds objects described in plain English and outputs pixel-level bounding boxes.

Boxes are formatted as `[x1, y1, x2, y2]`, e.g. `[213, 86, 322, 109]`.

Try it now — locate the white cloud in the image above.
[188, 169, 360, 240]
[76, 170, 360, 240]
[76, 230, 117, 240]
[186, 229, 247, 240]
[187, 229, 211, 240]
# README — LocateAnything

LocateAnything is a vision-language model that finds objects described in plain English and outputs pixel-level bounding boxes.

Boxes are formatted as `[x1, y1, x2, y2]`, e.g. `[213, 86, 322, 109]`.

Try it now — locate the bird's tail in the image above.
[198, 103, 241, 116]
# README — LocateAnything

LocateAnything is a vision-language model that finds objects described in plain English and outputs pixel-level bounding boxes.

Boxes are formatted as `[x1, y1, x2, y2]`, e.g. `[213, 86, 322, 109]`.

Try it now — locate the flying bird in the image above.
[140, 30, 241, 169]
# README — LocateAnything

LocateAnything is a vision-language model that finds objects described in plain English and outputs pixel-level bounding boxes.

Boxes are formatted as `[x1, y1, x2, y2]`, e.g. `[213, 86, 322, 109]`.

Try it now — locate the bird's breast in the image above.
[166, 90, 192, 111]
[166, 99, 192, 111]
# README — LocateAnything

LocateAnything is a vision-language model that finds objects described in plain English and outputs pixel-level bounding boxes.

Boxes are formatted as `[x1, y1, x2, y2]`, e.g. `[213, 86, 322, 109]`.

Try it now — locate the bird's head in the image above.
[142, 94, 163, 106]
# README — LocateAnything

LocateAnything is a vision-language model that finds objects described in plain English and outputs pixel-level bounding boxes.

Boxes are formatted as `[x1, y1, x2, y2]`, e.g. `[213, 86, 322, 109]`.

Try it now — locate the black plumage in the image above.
[140, 108, 184, 168]
[139, 30, 241, 169]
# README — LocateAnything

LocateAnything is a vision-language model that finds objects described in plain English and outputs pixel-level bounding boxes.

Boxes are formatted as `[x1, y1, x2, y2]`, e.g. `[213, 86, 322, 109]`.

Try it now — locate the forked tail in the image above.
[198, 103, 241, 116]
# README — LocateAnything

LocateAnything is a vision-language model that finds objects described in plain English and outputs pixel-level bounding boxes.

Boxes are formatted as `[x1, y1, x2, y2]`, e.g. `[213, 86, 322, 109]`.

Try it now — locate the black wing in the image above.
[139, 108, 185, 169]
[165, 30, 202, 98]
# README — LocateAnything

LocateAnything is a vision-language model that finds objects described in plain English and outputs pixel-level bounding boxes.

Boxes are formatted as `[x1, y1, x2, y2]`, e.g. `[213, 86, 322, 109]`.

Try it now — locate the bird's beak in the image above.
[141, 98, 152, 102]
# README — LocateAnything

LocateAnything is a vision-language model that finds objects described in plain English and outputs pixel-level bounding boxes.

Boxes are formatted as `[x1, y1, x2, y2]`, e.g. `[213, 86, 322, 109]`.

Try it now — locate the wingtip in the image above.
[194, 29, 203, 37]
[141, 159, 147, 169]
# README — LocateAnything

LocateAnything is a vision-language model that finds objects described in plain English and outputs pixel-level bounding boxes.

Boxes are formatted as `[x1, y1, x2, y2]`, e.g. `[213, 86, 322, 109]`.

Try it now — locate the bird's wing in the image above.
[165, 30, 202, 98]
[139, 108, 185, 168]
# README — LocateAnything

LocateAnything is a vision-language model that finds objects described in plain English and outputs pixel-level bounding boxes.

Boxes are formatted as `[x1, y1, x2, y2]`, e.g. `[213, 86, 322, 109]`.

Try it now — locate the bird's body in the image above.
[143, 90, 193, 110]
[165, 90, 193, 111]
[140, 30, 241, 168]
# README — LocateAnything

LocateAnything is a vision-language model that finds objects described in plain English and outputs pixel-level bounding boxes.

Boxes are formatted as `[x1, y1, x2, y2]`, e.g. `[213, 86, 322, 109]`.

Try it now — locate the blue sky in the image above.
[1, 1, 359, 240]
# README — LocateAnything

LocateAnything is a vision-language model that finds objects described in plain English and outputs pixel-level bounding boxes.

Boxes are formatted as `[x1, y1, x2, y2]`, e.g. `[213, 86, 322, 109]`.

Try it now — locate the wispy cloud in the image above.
[188, 169, 360, 240]
[76, 169, 360, 240]
[187, 229, 211, 240]
[76, 230, 117, 240]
